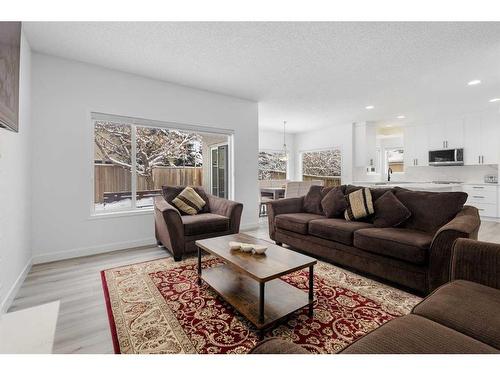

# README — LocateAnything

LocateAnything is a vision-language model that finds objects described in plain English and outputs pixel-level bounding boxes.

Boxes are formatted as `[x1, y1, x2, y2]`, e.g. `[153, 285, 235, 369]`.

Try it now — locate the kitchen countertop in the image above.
[352, 181, 499, 191]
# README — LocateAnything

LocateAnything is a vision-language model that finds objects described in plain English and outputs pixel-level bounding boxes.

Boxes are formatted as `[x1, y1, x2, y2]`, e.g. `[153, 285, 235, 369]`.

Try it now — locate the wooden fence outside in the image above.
[94, 164, 203, 203]
[302, 174, 342, 187]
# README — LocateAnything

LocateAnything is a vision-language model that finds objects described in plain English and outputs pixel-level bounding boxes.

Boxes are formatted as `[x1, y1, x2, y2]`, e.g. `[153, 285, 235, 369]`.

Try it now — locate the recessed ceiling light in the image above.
[489, 98, 500, 103]
[365, 105, 374, 110]
[396, 115, 406, 119]
[385, 125, 393, 128]
[467, 80, 481, 86]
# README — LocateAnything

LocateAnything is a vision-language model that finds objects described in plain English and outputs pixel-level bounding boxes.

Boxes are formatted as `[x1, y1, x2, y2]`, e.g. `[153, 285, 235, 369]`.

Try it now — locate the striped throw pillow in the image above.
[172, 187, 206, 215]
[344, 188, 374, 221]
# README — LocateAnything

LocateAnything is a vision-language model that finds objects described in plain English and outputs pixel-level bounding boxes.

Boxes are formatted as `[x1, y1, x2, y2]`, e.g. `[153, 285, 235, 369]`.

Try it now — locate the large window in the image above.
[386, 148, 404, 173]
[93, 116, 226, 213]
[301, 149, 341, 187]
[258, 150, 287, 180]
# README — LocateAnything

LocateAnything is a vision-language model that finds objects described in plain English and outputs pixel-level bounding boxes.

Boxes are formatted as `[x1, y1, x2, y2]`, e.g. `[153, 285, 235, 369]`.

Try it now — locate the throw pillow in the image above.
[373, 191, 411, 228]
[321, 187, 348, 218]
[303, 185, 325, 215]
[172, 186, 206, 215]
[344, 188, 374, 221]
[162, 186, 210, 213]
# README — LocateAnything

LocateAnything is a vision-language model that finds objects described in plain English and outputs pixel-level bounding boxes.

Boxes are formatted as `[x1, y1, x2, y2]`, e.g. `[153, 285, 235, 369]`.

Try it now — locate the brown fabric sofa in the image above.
[154, 186, 243, 261]
[250, 238, 500, 354]
[267, 185, 480, 294]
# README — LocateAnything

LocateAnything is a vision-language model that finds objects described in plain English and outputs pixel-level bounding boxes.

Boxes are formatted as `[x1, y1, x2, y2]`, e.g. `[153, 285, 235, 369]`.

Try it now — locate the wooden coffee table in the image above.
[195, 233, 317, 335]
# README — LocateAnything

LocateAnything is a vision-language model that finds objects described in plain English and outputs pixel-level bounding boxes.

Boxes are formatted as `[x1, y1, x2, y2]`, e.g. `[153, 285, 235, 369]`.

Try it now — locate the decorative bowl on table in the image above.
[228, 241, 268, 254]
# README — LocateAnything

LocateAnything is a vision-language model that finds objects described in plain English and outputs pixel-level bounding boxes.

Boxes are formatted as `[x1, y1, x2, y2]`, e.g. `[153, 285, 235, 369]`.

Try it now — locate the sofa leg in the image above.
[275, 241, 282, 246]
[173, 255, 182, 262]
[156, 240, 162, 246]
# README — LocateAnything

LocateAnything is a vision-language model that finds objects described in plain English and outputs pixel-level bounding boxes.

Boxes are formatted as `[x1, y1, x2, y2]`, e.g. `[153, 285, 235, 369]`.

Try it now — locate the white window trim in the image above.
[89, 112, 234, 218]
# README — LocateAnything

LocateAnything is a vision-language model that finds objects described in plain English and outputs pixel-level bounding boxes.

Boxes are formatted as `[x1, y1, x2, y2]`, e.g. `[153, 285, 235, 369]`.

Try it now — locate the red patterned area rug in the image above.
[101, 256, 421, 354]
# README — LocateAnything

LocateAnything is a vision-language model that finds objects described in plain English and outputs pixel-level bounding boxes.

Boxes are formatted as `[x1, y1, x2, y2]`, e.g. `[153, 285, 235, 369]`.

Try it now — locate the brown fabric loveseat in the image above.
[251, 238, 500, 354]
[268, 185, 480, 294]
[154, 186, 243, 261]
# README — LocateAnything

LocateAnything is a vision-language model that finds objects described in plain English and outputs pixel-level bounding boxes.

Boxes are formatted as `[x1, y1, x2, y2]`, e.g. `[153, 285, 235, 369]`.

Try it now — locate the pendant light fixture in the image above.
[280, 120, 288, 161]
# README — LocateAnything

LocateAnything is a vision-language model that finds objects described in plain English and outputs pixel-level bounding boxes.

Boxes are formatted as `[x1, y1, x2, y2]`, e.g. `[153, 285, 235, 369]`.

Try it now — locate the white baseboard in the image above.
[240, 222, 260, 231]
[32, 237, 157, 265]
[1, 257, 33, 314]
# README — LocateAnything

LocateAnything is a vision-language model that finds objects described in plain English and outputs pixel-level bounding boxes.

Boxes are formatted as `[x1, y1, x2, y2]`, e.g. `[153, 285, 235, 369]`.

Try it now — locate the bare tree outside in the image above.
[258, 150, 287, 180]
[94, 121, 202, 190]
[302, 149, 341, 187]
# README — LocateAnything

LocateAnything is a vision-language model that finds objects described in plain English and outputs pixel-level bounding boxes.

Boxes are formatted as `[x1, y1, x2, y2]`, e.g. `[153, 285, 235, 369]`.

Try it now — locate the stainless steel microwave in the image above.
[429, 148, 464, 166]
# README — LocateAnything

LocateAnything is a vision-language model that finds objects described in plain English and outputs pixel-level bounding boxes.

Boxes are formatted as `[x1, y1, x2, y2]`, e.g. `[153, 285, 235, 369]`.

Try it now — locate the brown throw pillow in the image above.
[321, 187, 348, 218]
[345, 188, 374, 221]
[373, 191, 411, 228]
[303, 185, 325, 215]
[172, 187, 206, 215]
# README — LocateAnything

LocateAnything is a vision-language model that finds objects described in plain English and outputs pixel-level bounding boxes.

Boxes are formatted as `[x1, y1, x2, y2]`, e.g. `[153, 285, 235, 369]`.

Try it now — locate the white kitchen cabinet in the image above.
[480, 111, 499, 165]
[462, 184, 499, 218]
[354, 122, 377, 168]
[404, 125, 428, 167]
[464, 112, 499, 165]
[428, 117, 464, 150]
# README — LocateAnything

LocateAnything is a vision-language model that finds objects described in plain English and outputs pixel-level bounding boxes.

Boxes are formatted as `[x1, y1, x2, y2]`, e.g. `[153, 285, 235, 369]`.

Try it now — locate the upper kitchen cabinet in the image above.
[354, 122, 377, 169]
[404, 125, 428, 167]
[465, 111, 500, 165]
[427, 117, 464, 150]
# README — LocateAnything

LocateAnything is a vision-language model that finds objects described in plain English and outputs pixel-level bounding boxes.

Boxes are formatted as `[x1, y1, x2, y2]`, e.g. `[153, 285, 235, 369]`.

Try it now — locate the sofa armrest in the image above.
[451, 238, 500, 289]
[207, 194, 243, 233]
[249, 338, 309, 354]
[427, 205, 481, 292]
[267, 197, 304, 240]
[154, 196, 185, 260]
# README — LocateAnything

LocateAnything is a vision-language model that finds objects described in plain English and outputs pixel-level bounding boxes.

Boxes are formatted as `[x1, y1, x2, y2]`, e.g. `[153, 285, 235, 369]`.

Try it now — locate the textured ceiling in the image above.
[23, 22, 500, 133]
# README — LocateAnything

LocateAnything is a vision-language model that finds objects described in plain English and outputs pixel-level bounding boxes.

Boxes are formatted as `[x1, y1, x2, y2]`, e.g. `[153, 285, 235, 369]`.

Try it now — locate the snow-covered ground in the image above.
[95, 197, 154, 212]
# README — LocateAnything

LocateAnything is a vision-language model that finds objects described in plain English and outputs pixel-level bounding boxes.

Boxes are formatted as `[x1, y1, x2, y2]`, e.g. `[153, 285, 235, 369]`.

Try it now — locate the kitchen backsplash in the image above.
[353, 164, 498, 183]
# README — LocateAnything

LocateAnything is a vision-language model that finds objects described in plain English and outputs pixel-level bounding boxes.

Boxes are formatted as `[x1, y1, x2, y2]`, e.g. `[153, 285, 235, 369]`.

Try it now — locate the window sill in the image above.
[88, 208, 154, 220]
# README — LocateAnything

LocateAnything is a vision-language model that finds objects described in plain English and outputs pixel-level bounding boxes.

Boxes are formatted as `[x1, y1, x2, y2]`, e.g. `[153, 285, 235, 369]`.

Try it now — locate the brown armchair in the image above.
[154, 186, 243, 261]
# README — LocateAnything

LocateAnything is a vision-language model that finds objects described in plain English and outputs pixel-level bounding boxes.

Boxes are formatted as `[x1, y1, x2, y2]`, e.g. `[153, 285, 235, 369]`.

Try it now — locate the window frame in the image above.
[89, 112, 234, 218]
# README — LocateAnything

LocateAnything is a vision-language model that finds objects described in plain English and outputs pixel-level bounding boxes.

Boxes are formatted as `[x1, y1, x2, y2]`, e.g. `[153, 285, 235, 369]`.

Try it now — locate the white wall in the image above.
[0, 33, 32, 312]
[258, 129, 295, 179]
[293, 123, 353, 183]
[31, 53, 258, 263]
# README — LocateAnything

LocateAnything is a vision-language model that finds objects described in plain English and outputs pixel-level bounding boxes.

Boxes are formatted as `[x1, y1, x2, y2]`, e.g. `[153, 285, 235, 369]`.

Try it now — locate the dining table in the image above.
[260, 187, 286, 200]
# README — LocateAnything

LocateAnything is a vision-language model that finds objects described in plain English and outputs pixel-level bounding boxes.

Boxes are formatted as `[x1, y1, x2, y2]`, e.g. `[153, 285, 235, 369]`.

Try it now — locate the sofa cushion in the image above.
[321, 187, 348, 218]
[162, 185, 210, 214]
[181, 213, 229, 236]
[302, 185, 326, 215]
[412, 280, 500, 350]
[344, 188, 374, 221]
[340, 314, 498, 354]
[394, 190, 467, 233]
[354, 227, 432, 264]
[309, 218, 374, 246]
[373, 191, 411, 228]
[275, 213, 325, 235]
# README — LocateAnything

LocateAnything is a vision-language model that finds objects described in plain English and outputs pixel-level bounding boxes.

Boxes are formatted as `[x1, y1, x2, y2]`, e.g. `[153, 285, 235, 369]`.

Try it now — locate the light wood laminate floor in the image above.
[8, 218, 500, 353]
